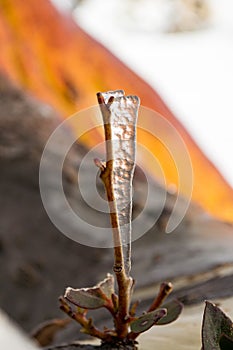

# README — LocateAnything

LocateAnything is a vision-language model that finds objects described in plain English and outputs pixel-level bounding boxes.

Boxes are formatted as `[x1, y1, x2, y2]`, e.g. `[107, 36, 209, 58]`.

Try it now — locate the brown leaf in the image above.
[65, 274, 114, 309]
[31, 318, 70, 347]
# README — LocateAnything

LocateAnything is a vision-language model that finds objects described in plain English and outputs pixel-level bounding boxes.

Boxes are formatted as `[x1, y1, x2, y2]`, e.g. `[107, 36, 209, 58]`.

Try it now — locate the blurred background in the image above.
[52, 0, 233, 187]
[1, 1, 233, 348]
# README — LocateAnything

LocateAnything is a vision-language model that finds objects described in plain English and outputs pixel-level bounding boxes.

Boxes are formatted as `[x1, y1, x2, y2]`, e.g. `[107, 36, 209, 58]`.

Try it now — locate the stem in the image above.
[147, 282, 173, 312]
[102, 167, 132, 337]
[96, 91, 139, 338]
[96, 157, 132, 334]
[59, 297, 114, 342]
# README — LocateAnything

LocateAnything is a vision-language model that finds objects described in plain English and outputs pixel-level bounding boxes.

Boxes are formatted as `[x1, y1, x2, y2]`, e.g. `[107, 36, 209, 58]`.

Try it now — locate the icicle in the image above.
[98, 90, 140, 276]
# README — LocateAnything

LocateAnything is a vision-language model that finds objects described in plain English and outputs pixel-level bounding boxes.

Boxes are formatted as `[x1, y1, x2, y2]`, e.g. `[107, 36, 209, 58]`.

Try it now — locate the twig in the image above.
[59, 297, 113, 342]
[147, 282, 173, 312]
[57, 89, 181, 346]
[96, 91, 139, 338]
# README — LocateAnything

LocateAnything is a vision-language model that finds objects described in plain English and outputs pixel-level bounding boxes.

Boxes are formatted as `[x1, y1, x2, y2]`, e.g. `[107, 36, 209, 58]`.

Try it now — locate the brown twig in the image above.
[96, 92, 134, 338]
[57, 90, 180, 347]
[147, 282, 173, 312]
[59, 297, 114, 342]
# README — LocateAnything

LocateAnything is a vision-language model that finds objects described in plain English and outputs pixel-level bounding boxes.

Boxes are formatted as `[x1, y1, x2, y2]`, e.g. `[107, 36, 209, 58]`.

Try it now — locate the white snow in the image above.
[52, 0, 233, 186]
[0, 310, 38, 350]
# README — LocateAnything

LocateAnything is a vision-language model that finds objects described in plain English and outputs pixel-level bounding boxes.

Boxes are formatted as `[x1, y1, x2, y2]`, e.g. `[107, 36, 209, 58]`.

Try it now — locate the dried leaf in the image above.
[219, 334, 233, 349]
[97, 273, 115, 299]
[65, 274, 114, 309]
[202, 301, 233, 350]
[157, 300, 183, 325]
[31, 318, 70, 347]
[130, 309, 167, 334]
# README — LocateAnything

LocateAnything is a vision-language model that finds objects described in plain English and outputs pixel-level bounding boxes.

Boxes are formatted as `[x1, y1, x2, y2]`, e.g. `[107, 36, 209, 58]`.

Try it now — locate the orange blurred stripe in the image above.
[0, 0, 232, 221]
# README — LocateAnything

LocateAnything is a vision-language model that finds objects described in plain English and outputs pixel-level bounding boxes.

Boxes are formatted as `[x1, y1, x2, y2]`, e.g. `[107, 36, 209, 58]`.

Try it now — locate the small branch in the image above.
[59, 297, 113, 342]
[96, 91, 139, 338]
[147, 282, 173, 312]
[57, 89, 181, 347]
[129, 300, 140, 318]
